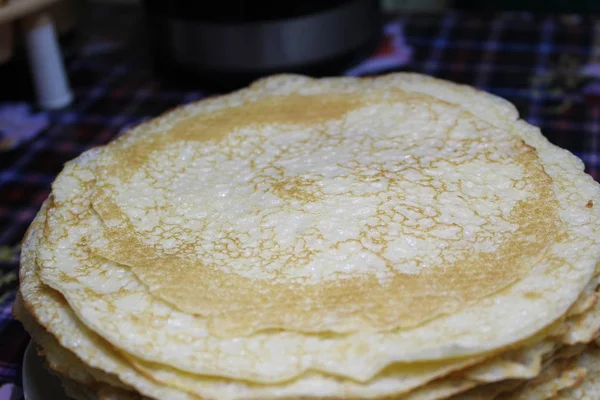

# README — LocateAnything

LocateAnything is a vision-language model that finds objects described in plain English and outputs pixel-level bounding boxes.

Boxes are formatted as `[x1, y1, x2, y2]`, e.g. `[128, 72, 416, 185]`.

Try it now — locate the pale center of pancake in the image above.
[113, 106, 530, 283]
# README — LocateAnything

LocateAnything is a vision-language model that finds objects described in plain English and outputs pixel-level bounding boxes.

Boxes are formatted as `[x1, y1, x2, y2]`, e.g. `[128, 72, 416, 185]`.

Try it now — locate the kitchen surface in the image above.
[2, 2, 600, 398]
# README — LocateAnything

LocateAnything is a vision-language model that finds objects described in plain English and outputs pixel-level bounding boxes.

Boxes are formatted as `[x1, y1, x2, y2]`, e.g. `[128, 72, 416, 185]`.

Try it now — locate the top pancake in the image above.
[84, 74, 600, 337]
[36, 74, 600, 383]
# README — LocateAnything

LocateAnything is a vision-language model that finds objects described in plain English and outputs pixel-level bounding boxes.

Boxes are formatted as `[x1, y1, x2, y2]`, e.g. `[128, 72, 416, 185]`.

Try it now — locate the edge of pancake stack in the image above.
[14, 73, 600, 400]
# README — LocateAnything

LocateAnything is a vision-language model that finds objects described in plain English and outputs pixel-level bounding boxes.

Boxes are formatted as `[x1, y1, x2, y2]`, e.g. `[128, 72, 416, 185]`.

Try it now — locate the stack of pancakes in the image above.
[15, 74, 600, 400]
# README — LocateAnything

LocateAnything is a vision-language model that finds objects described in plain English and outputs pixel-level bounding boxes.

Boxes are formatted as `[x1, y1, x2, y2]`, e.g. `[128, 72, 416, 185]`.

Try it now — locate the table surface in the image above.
[2, 4, 600, 396]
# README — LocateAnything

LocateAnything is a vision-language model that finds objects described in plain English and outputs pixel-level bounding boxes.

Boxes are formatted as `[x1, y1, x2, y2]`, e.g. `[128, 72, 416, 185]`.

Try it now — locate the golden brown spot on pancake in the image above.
[521, 141, 536, 153]
[587, 200, 594, 209]
[524, 292, 543, 300]
[269, 176, 322, 203]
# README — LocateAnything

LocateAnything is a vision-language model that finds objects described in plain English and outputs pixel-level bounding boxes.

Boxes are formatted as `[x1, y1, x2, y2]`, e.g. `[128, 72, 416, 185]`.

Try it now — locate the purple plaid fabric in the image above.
[1, 4, 600, 395]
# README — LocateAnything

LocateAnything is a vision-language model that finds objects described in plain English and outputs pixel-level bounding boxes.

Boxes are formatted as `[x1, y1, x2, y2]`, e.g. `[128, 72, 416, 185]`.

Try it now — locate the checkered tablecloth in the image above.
[2, 4, 600, 396]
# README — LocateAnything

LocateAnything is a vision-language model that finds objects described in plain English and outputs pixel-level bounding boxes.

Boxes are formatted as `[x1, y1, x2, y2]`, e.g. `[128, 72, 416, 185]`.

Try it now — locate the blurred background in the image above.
[2, 1, 600, 397]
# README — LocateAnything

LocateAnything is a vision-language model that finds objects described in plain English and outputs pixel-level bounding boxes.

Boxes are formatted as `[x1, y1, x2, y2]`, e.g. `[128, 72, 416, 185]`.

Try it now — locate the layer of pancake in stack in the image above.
[15, 73, 600, 400]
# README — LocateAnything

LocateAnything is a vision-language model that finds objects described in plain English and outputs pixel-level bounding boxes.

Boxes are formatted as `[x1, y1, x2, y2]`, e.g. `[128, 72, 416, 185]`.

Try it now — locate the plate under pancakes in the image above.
[15, 73, 600, 400]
